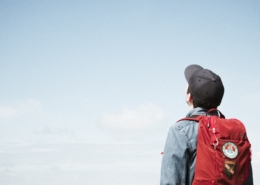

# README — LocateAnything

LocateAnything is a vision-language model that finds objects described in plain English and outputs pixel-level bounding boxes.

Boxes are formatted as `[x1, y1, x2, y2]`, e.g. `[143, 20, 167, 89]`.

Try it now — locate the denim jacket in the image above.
[160, 107, 253, 185]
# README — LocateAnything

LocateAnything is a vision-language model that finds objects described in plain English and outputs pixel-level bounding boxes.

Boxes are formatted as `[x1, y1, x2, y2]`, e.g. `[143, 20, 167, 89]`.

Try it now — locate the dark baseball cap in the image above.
[184, 64, 224, 106]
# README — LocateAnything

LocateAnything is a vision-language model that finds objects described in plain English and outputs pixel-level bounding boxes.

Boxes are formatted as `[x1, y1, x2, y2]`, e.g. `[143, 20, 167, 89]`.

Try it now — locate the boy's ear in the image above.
[186, 92, 193, 103]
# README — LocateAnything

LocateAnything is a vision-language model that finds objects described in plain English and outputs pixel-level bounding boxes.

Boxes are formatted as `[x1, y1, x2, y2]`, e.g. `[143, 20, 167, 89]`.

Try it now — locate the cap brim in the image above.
[184, 64, 203, 82]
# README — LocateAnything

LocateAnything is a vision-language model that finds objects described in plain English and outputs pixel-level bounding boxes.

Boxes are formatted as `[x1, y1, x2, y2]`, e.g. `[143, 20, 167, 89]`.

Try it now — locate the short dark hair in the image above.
[187, 87, 220, 109]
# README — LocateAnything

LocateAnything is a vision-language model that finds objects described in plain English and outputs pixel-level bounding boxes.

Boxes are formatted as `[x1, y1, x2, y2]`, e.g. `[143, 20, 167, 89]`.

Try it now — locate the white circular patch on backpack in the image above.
[222, 142, 238, 159]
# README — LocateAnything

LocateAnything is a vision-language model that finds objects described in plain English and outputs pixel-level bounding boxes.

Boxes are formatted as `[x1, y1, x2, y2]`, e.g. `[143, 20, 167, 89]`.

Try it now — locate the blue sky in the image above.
[0, 0, 260, 184]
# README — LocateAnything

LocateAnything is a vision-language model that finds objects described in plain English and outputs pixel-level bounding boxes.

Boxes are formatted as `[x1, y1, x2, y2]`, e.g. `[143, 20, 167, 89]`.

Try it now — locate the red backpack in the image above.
[180, 110, 251, 185]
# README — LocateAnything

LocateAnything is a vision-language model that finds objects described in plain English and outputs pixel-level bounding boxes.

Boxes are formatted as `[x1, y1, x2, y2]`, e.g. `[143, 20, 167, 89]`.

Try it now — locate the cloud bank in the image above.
[99, 103, 166, 129]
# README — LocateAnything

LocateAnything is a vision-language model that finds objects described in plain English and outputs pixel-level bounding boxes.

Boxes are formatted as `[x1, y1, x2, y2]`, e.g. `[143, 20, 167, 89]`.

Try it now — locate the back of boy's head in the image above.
[184, 64, 224, 109]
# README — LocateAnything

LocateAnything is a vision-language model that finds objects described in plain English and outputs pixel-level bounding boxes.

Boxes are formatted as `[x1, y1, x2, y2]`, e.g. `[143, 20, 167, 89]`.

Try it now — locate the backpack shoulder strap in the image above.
[177, 115, 205, 122]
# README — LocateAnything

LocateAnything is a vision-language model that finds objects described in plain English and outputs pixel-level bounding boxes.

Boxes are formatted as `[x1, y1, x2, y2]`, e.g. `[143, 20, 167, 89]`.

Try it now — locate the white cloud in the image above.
[0, 106, 17, 119]
[0, 99, 42, 121]
[17, 99, 42, 116]
[99, 103, 166, 129]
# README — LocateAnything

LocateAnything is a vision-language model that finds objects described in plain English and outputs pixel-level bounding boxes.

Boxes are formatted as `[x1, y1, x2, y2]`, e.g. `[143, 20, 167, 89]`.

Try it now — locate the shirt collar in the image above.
[185, 107, 208, 117]
[185, 107, 221, 118]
